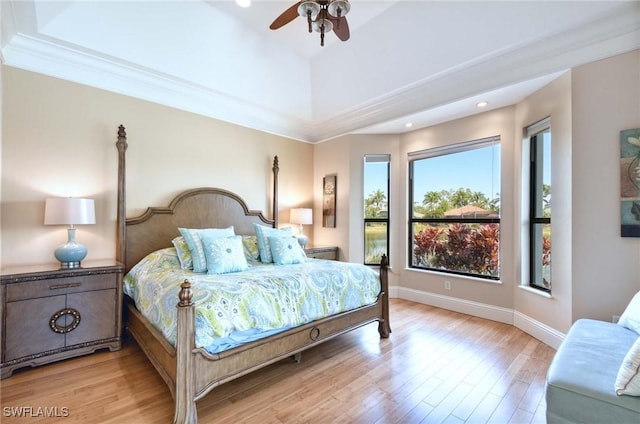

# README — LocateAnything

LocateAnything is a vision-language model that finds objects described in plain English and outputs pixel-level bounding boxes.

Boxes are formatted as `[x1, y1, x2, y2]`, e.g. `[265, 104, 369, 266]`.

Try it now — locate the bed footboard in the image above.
[171, 257, 390, 424]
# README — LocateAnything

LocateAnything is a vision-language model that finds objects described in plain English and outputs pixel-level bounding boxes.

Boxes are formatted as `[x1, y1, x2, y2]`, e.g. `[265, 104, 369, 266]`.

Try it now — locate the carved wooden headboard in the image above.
[115, 125, 279, 272]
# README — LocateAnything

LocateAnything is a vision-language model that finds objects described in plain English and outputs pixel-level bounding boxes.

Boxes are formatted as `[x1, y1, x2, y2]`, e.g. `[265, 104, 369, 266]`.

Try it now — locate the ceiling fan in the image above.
[269, 1, 351, 46]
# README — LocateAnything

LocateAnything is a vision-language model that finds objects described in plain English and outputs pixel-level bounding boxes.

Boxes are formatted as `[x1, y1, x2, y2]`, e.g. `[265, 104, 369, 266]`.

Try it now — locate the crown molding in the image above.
[2, 2, 638, 143]
[309, 3, 640, 142]
[2, 33, 314, 142]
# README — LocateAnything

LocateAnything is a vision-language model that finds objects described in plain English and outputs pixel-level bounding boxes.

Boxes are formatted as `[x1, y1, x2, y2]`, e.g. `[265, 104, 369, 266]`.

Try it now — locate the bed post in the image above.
[174, 281, 197, 424]
[116, 125, 128, 266]
[378, 254, 392, 338]
[272, 156, 279, 227]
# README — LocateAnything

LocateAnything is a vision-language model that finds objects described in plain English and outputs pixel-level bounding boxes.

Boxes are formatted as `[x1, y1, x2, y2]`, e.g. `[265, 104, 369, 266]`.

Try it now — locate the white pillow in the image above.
[618, 291, 640, 334]
[615, 336, 640, 396]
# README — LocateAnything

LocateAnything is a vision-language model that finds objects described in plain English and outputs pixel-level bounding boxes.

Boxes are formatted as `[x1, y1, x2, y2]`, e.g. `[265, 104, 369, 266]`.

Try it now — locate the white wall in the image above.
[571, 50, 640, 322]
[1, 67, 313, 268]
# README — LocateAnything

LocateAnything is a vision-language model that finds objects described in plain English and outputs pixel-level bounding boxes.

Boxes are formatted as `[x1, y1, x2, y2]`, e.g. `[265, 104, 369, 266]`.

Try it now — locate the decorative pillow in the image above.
[178, 226, 235, 273]
[171, 236, 193, 270]
[618, 291, 640, 334]
[241, 235, 260, 262]
[615, 336, 640, 396]
[253, 224, 293, 263]
[201, 234, 248, 274]
[268, 235, 307, 265]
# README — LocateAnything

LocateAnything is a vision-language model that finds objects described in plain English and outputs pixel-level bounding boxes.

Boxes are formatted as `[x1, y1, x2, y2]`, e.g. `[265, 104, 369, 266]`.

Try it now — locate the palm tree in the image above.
[365, 189, 387, 218]
[422, 191, 443, 209]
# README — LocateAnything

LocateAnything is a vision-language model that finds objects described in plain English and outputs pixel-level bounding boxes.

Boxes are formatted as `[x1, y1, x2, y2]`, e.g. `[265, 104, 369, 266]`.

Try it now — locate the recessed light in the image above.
[235, 0, 251, 8]
[405, 123, 413, 128]
[476, 101, 488, 108]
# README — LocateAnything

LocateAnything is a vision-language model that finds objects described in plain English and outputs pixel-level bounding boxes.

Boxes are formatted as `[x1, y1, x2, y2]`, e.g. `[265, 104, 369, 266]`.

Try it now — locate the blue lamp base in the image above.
[54, 228, 87, 269]
[296, 234, 308, 249]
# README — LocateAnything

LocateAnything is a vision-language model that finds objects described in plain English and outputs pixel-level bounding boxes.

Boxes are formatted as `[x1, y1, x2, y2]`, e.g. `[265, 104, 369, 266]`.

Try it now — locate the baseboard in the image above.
[393, 286, 565, 349]
[388, 285, 400, 299]
[513, 311, 564, 349]
[397, 287, 513, 324]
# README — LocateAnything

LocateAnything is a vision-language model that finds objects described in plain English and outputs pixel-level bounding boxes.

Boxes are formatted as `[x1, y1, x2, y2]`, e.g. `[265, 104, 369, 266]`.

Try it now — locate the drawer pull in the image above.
[49, 308, 81, 334]
[310, 326, 321, 341]
[50, 282, 82, 290]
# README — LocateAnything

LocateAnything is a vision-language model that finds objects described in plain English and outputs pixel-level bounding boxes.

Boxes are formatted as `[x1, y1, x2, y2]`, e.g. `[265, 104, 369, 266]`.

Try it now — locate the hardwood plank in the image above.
[0, 299, 556, 423]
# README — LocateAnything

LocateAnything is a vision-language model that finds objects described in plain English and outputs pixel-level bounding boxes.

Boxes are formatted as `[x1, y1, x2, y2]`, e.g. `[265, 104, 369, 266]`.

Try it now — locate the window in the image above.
[526, 119, 551, 291]
[364, 155, 390, 265]
[409, 137, 501, 279]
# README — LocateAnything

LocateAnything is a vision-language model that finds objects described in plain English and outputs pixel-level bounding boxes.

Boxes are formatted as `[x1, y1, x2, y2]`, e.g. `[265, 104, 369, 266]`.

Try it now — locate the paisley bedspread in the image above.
[123, 248, 381, 354]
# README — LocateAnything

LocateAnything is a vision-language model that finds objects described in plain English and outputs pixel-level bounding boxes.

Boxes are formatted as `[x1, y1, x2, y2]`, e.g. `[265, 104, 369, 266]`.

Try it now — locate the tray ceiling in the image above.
[2, 1, 639, 142]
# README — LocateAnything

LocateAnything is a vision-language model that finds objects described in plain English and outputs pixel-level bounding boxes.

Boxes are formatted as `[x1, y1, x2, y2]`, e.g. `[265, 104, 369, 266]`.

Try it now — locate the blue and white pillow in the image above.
[268, 235, 307, 265]
[253, 224, 293, 263]
[201, 235, 248, 275]
[178, 226, 235, 272]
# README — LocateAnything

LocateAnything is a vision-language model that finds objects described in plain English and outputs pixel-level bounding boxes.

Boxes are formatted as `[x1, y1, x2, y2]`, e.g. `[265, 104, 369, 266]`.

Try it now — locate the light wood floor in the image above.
[1, 299, 556, 423]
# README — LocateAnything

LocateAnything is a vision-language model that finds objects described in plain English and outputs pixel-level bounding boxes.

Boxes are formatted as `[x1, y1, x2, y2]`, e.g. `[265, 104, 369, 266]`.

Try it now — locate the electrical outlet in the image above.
[612, 315, 620, 323]
[444, 280, 451, 290]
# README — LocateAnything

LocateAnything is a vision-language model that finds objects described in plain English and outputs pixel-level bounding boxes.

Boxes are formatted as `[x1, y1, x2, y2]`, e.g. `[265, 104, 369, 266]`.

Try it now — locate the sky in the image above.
[411, 146, 501, 201]
[364, 145, 501, 204]
[364, 138, 551, 206]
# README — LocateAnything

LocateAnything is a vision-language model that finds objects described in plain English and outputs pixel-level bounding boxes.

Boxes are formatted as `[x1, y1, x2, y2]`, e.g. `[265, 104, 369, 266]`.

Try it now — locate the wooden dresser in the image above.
[304, 245, 339, 260]
[1, 260, 123, 378]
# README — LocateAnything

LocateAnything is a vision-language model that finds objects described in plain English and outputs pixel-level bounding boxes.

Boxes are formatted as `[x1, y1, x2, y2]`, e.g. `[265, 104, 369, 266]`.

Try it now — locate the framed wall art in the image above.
[620, 127, 640, 237]
[323, 174, 336, 228]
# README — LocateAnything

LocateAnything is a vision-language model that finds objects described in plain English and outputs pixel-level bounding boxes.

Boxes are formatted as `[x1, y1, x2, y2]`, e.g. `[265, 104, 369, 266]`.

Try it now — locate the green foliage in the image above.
[416, 188, 499, 218]
[365, 189, 387, 218]
[365, 223, 387, 264]
[413, 223, 500, 277]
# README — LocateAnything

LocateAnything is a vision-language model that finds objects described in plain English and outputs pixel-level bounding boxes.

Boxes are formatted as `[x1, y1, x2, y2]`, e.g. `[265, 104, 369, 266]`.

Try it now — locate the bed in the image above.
[114, 125, 391, 423]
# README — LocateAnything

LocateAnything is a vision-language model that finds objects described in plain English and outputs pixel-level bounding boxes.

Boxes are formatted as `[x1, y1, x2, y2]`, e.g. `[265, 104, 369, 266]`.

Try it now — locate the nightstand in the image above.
[1, 260, 123, 378]
[304, 245, 338, 260]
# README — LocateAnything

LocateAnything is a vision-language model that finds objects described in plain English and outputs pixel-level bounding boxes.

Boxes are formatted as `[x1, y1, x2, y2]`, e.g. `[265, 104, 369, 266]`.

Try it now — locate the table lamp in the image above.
[44, 197, 96, 268]
[290, 208, 312, 248]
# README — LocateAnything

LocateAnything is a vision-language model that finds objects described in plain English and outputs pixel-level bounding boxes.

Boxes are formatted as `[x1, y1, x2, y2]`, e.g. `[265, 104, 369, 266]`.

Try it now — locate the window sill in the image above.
[518, 285, 552, 298]
[404, 267, 502, 285]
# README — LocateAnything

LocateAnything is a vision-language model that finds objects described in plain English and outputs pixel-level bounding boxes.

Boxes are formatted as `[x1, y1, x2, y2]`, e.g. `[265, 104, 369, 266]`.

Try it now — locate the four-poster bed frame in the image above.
[115, 125, 391, 423]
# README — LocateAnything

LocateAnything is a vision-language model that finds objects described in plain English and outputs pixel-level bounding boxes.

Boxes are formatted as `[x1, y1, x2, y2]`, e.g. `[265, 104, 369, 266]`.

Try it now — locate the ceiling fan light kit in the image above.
[327, 0, 350, 19]
[272, 0, 351, 47]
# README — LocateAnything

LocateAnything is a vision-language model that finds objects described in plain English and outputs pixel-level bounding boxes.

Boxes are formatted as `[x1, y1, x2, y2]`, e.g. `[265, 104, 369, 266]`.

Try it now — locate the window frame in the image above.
[526, 118, 551, 292]
[363, 155, 390, 266]
[408, 137, 501, 280]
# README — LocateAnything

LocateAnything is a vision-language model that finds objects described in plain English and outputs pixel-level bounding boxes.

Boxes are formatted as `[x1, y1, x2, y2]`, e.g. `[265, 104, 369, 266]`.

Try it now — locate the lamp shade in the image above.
[44, 198, 95, 226]
[290, 208, 312, 225]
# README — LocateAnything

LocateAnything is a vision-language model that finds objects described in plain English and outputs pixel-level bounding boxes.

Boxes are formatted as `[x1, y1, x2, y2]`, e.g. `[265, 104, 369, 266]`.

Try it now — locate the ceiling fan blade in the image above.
[329, 16, 350, 41]
[270, 2, 301, 30]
